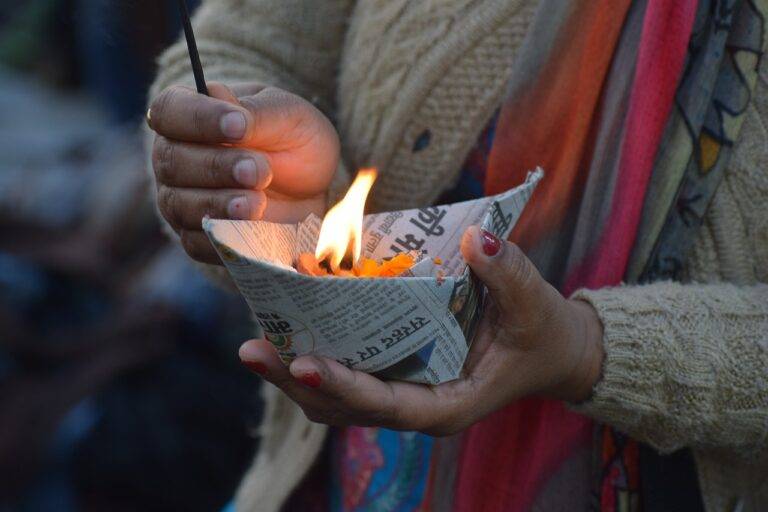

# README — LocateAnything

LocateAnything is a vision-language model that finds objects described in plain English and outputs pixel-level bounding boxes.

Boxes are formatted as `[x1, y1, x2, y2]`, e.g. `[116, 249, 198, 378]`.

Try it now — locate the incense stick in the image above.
[177, 0, 209, 96]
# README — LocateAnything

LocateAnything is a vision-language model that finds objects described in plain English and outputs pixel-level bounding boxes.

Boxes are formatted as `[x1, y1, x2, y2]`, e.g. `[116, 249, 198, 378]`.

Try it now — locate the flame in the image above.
[315, 168, 377, 271]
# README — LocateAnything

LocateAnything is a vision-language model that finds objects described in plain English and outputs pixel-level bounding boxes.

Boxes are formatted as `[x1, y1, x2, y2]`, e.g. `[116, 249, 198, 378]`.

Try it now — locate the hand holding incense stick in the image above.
[177, 0, 209, 96]
[148, 5, 343, 266]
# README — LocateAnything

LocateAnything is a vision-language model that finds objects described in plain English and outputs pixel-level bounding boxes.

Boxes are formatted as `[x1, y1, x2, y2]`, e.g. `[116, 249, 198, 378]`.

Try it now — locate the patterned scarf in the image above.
[456, 1, 698, 511]
[456, 0, 767, 511]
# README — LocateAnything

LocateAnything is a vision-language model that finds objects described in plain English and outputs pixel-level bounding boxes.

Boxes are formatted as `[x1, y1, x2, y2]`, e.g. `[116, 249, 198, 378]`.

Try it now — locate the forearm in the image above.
[572, 281, 768, 456]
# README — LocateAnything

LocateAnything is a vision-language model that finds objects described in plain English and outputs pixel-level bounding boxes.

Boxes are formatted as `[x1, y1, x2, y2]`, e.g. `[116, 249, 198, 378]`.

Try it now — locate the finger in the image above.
[226, 82, 269, 98]
[157, 186, 266, 230]
[206, 81, 240, 104]
[239, 339, 292, 383]
[179, 229, 222, 265]
[239, 339, 325, 406]
[289, 356, 457, 432]
[460, 226, 556, 323]
[205, 82, 303, 150]
[148, 84, 252, 143]
[153, 136, 272, 189]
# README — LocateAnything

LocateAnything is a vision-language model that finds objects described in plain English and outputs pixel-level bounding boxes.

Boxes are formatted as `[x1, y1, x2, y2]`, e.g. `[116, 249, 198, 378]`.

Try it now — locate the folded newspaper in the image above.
[204, 168, 543, 384]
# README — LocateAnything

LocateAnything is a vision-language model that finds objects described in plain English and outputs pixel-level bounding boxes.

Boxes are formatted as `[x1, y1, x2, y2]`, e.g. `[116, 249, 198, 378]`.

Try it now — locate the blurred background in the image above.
[0, 2, 263, 511]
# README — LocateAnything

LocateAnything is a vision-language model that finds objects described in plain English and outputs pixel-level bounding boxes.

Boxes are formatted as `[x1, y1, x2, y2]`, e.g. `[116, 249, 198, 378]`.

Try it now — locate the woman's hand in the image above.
[239, 227, 605, 436]
[148, 82, 340, 264]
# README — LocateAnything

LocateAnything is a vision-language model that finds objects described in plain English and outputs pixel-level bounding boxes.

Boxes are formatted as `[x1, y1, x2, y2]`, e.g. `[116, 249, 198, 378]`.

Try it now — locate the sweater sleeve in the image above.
[144, 0, 354, 288]
[149, 0, 354, 117]
[571, 282, 768, 457]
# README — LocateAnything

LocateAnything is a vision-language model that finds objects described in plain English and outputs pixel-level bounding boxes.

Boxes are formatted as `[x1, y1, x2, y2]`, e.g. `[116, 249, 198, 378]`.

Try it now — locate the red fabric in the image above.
[482, 1, 632, 248]
[455, 1, 698, 511]
[564, 0, 699, 294]
[454, 399, 592, 512]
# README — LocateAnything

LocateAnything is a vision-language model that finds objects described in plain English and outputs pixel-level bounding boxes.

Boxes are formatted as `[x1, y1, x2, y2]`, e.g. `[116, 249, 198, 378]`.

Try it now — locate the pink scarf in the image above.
[455, 1, 698, 510]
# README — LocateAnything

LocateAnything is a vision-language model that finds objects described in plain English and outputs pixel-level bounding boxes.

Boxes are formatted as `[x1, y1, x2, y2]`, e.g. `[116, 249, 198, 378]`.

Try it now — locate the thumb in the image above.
[460, 226, 555, 322]
[206, 83, 311, 150]
[237, 87, 319, 149]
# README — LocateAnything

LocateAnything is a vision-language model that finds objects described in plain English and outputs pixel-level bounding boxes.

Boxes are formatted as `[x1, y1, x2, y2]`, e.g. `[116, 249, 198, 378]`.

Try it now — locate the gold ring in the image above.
[146, 108, 152, 127]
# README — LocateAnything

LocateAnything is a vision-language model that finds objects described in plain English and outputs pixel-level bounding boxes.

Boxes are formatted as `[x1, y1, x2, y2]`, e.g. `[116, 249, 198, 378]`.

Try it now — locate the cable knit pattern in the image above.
[145, 2, 768, 510]
[685, 58, 768, 286]
[339, 0, 536, 211]
[339, 0, 477, 163]
[573, 282, 768, 454]
[372, 3, 536, 210]
[573, 283, 768, 512]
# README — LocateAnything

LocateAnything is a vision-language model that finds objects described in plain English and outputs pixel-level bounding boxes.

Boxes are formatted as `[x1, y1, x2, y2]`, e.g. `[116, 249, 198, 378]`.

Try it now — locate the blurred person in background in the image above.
[147, 1, 768, 512]
[0, 1, 261, 511]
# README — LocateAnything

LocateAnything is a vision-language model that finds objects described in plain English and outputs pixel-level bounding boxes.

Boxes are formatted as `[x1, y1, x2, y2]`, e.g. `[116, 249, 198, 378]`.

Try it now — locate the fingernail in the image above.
[244, 361, 268, 376]
[233, 159, 263, 187]
[227, 196, 251, 220]
[480, 229, 501, 256]
[221, 111, 247, 140]
[299, 372, 322, 388]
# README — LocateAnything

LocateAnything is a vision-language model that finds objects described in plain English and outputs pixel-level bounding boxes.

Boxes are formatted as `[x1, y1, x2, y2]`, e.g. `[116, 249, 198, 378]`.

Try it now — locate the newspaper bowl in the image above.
[204, 169, 542, 384]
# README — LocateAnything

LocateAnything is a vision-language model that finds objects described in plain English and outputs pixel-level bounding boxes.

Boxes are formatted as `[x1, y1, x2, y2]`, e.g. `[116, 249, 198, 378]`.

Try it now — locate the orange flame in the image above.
[315, 168, 377, 272]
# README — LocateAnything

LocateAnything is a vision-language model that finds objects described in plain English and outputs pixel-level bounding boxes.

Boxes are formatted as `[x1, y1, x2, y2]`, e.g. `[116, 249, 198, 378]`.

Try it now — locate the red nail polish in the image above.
[244, 361, 268, 376]
[480, 229, 501, 256]
[299, 372, 322, 388]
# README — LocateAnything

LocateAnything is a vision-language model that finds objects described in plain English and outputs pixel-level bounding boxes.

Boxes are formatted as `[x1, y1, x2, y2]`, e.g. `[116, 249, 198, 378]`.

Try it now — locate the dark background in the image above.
[0, 2, 262, 511]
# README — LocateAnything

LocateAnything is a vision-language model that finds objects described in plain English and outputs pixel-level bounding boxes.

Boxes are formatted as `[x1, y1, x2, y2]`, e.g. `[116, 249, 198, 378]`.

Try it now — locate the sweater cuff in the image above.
[569, 282, 768, 455]
[568, 284, 683, 451]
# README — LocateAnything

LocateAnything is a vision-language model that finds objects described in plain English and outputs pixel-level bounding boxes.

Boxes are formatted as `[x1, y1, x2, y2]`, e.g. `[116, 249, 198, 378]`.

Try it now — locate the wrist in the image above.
[554, 299, 605, 403]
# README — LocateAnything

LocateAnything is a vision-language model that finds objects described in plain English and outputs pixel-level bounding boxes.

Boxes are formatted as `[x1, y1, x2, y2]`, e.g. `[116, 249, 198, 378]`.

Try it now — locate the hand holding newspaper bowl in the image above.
[204, 168, 545, 384]
[229, 165, 605, 435]
[203, 170, 543, 384]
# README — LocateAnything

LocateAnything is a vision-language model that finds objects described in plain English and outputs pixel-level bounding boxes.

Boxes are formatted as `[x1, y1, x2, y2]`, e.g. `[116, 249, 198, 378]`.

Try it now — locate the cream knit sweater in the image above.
[148, 1, 768, 511]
